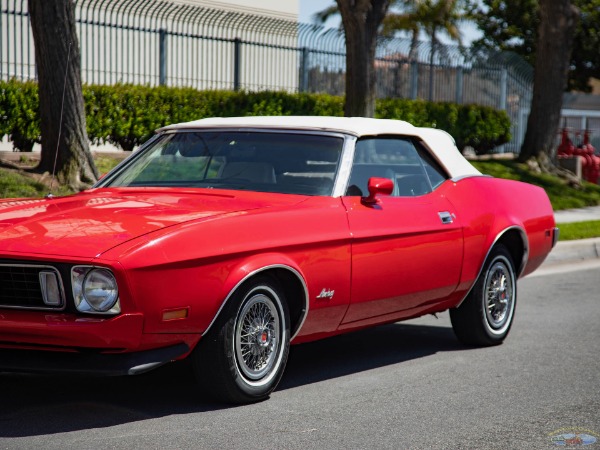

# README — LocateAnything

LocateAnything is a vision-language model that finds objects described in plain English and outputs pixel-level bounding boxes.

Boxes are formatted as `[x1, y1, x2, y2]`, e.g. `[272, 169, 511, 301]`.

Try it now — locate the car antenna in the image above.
[46, 41, 72, 199]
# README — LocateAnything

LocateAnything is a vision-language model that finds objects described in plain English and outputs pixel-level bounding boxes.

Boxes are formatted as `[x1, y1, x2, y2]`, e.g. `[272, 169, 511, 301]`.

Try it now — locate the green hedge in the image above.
[376, 98, 512, 154]
[0, 80, 510, 153]
[0, 79, 40, 152]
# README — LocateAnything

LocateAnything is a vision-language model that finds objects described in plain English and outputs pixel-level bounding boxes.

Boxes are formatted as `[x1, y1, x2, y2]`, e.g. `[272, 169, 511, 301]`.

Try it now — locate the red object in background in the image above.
[557, 128, 575, 156]
[557, 128, 599, 184]
[582, 129, 599, 184]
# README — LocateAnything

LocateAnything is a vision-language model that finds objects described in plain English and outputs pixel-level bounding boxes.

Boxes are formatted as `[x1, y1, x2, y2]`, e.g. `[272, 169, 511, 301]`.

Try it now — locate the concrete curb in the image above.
[544, 237, 600, 266]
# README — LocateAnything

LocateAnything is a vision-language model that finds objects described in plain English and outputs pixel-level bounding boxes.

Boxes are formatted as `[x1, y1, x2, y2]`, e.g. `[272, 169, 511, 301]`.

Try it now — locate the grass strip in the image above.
[557, 220, 600, 241]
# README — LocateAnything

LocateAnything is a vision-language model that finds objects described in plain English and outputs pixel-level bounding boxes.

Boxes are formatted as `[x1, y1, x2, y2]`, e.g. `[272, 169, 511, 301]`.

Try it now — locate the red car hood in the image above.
[0, 188, 303, 258]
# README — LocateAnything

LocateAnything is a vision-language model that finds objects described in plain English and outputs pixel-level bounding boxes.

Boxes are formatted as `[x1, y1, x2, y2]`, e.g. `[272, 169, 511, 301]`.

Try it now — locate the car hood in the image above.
[0, 188, 305, 258]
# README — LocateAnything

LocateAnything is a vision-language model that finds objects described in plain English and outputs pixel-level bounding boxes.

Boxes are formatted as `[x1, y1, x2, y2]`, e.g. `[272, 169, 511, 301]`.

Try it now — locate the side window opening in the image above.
[346, 136, 449, 197]
[414, 140, 449, 190]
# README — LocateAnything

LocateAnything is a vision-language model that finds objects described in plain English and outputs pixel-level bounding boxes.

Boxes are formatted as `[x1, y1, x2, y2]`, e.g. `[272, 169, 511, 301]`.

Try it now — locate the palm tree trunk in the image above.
[428, 28, 438, 101]
[408, 28, 419, 63]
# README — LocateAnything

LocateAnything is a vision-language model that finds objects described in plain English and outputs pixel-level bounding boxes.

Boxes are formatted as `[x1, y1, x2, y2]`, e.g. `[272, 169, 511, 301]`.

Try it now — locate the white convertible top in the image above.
[160, 116, 481, 179]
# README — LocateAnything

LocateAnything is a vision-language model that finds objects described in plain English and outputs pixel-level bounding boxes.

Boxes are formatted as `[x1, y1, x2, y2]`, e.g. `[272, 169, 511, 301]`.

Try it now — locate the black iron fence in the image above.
[1, 0, 533, 152]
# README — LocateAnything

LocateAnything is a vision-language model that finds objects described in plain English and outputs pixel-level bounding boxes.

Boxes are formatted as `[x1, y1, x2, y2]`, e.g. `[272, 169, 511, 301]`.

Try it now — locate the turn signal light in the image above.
[162, 308, 189, 321]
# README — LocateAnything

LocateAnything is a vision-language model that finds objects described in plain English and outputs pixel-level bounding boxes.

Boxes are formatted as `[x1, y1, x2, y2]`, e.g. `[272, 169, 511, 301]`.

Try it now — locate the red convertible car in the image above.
[0, 116, 557, 403]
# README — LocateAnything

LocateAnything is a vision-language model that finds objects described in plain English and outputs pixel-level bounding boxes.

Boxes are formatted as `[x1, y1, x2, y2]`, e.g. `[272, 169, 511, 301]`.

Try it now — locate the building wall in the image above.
[1, 0, 301, 90]
[174, 0, 298, 21]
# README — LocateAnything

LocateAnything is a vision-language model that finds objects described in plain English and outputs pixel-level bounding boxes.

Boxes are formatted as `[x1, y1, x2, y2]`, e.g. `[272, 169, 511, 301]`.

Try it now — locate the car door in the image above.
[340, 136, 464, 324]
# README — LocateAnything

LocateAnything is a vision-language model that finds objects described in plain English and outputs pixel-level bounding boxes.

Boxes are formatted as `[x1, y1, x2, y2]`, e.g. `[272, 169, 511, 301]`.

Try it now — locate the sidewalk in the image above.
[547, 206, 600, 266]
[554, 206, 600, 224]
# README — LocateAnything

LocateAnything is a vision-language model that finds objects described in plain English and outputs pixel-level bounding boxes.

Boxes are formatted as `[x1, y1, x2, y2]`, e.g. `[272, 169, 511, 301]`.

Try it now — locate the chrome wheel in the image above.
[234, 286, 285, 386]
[483, 255, 515, 335]
[450, 244, 518, 346]
[192, 276, 290, 403]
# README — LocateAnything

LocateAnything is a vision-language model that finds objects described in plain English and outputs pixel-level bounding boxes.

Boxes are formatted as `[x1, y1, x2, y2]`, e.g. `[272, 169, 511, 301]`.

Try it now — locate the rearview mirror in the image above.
[362, 177, 394, 205]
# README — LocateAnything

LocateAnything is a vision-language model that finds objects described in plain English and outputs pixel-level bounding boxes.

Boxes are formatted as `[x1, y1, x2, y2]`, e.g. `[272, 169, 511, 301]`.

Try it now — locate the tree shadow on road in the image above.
[0, 322, 464, 438]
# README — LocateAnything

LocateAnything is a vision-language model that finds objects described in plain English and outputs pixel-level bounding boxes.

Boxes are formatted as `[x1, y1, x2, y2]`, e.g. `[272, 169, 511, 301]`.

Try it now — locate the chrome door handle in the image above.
[438, 211, 454, 224]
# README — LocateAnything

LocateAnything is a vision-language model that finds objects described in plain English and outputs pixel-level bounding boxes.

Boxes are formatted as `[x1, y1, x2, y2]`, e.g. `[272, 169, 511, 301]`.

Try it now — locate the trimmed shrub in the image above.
[0, 80, 511, 153]
[0, 79, 40, 151]
[376, 98, 511, 152]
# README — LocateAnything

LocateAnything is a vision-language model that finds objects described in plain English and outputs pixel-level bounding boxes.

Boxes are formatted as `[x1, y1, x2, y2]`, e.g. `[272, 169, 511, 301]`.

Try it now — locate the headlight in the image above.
[72, 266, 120, 314]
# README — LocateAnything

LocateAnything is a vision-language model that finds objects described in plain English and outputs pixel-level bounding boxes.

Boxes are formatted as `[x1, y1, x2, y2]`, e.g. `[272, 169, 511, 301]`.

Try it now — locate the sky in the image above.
[298, 0, 339, 27]
[297, 0, 483, 46]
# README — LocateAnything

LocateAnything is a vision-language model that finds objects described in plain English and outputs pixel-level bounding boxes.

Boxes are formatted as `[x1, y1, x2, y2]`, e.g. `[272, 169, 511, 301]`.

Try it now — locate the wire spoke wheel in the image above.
[235, 292, 281, 382]
[484, 259, 514, 331]
[450, 244, 517, 346]
[193, 277, 290, 403]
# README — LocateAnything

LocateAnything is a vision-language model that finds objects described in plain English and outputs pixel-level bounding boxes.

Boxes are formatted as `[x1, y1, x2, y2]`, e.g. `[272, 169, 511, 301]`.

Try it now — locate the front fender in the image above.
[203, 253, 309, 339]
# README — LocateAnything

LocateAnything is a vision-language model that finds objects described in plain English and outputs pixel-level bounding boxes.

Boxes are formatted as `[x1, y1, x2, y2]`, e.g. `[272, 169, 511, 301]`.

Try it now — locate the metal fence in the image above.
[1, 0, 533, 152]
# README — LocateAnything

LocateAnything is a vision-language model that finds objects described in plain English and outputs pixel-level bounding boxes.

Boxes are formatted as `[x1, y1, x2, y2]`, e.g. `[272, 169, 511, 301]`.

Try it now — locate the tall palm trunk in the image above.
[428, 28, 438, 101]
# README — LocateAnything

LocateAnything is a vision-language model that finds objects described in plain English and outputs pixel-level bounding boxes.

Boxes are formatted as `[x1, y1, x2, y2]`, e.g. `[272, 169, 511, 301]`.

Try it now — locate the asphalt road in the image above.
[1, 261, 599, 450]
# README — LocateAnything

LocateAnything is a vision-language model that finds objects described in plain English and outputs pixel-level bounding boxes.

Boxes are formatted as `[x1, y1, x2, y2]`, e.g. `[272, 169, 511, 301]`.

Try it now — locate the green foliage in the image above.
[470, 0, 600, 92]
[0, 169, 72, 198]
[0, 79, 40, 151]
[570, 0, 600, 92]
[454, 104, 512, 154]
[381, 0, 470, 58]
[0, 170, 45, 197]
[376, 98, 511, 151]
[94, 155, 126, 175]
[0, 80, 509, 153]
[376, 98, 432, 126]
[83, 87, 345, 149]
[469, 0, 539, 65]
[558, 220, 600, 241]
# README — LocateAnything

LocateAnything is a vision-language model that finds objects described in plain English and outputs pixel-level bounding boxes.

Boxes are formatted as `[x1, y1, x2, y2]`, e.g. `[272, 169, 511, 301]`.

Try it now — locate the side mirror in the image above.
[362, 177, 394, 205]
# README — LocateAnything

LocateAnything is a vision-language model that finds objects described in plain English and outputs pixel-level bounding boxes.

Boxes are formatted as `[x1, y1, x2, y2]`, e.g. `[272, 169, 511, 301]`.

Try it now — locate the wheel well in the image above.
[496, 228, 526, 275]
[259, 268, 307, 339]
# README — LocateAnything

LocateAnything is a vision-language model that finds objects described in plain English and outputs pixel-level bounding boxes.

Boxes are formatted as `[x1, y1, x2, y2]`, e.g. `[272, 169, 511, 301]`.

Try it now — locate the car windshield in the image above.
[101, 130, 345, 195]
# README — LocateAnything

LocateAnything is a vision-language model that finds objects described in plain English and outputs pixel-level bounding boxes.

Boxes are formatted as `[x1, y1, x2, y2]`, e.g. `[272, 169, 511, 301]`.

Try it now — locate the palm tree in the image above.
[315, 0, 467, 101]
[384, 0, 465, 99]
[418, 0, 464, 100]
[381, 2, 422, 63]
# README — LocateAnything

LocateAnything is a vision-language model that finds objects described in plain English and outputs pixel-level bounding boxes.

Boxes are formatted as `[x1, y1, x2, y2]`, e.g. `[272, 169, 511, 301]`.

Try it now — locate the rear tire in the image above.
[450, 244, 517, 346]
[192, 276, 290, 404]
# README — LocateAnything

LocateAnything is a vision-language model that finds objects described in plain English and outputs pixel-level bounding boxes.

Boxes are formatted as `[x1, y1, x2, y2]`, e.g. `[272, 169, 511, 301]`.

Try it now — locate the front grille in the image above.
[0, 264, 65, 310]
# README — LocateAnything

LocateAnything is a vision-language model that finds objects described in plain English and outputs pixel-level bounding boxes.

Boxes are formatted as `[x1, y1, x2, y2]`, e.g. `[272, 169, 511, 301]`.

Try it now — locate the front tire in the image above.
[193, 276, 290, 404]
[450, 244, 517, 346]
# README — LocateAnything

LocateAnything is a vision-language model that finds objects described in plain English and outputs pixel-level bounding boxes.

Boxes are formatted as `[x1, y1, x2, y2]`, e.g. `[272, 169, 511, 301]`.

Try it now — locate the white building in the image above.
[180, 0, 298, 21]
[1, 0, 302, 91]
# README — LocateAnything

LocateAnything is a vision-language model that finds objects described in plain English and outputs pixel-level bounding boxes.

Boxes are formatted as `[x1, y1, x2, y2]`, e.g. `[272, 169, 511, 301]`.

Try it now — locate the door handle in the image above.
[438, 211, 454, 224]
